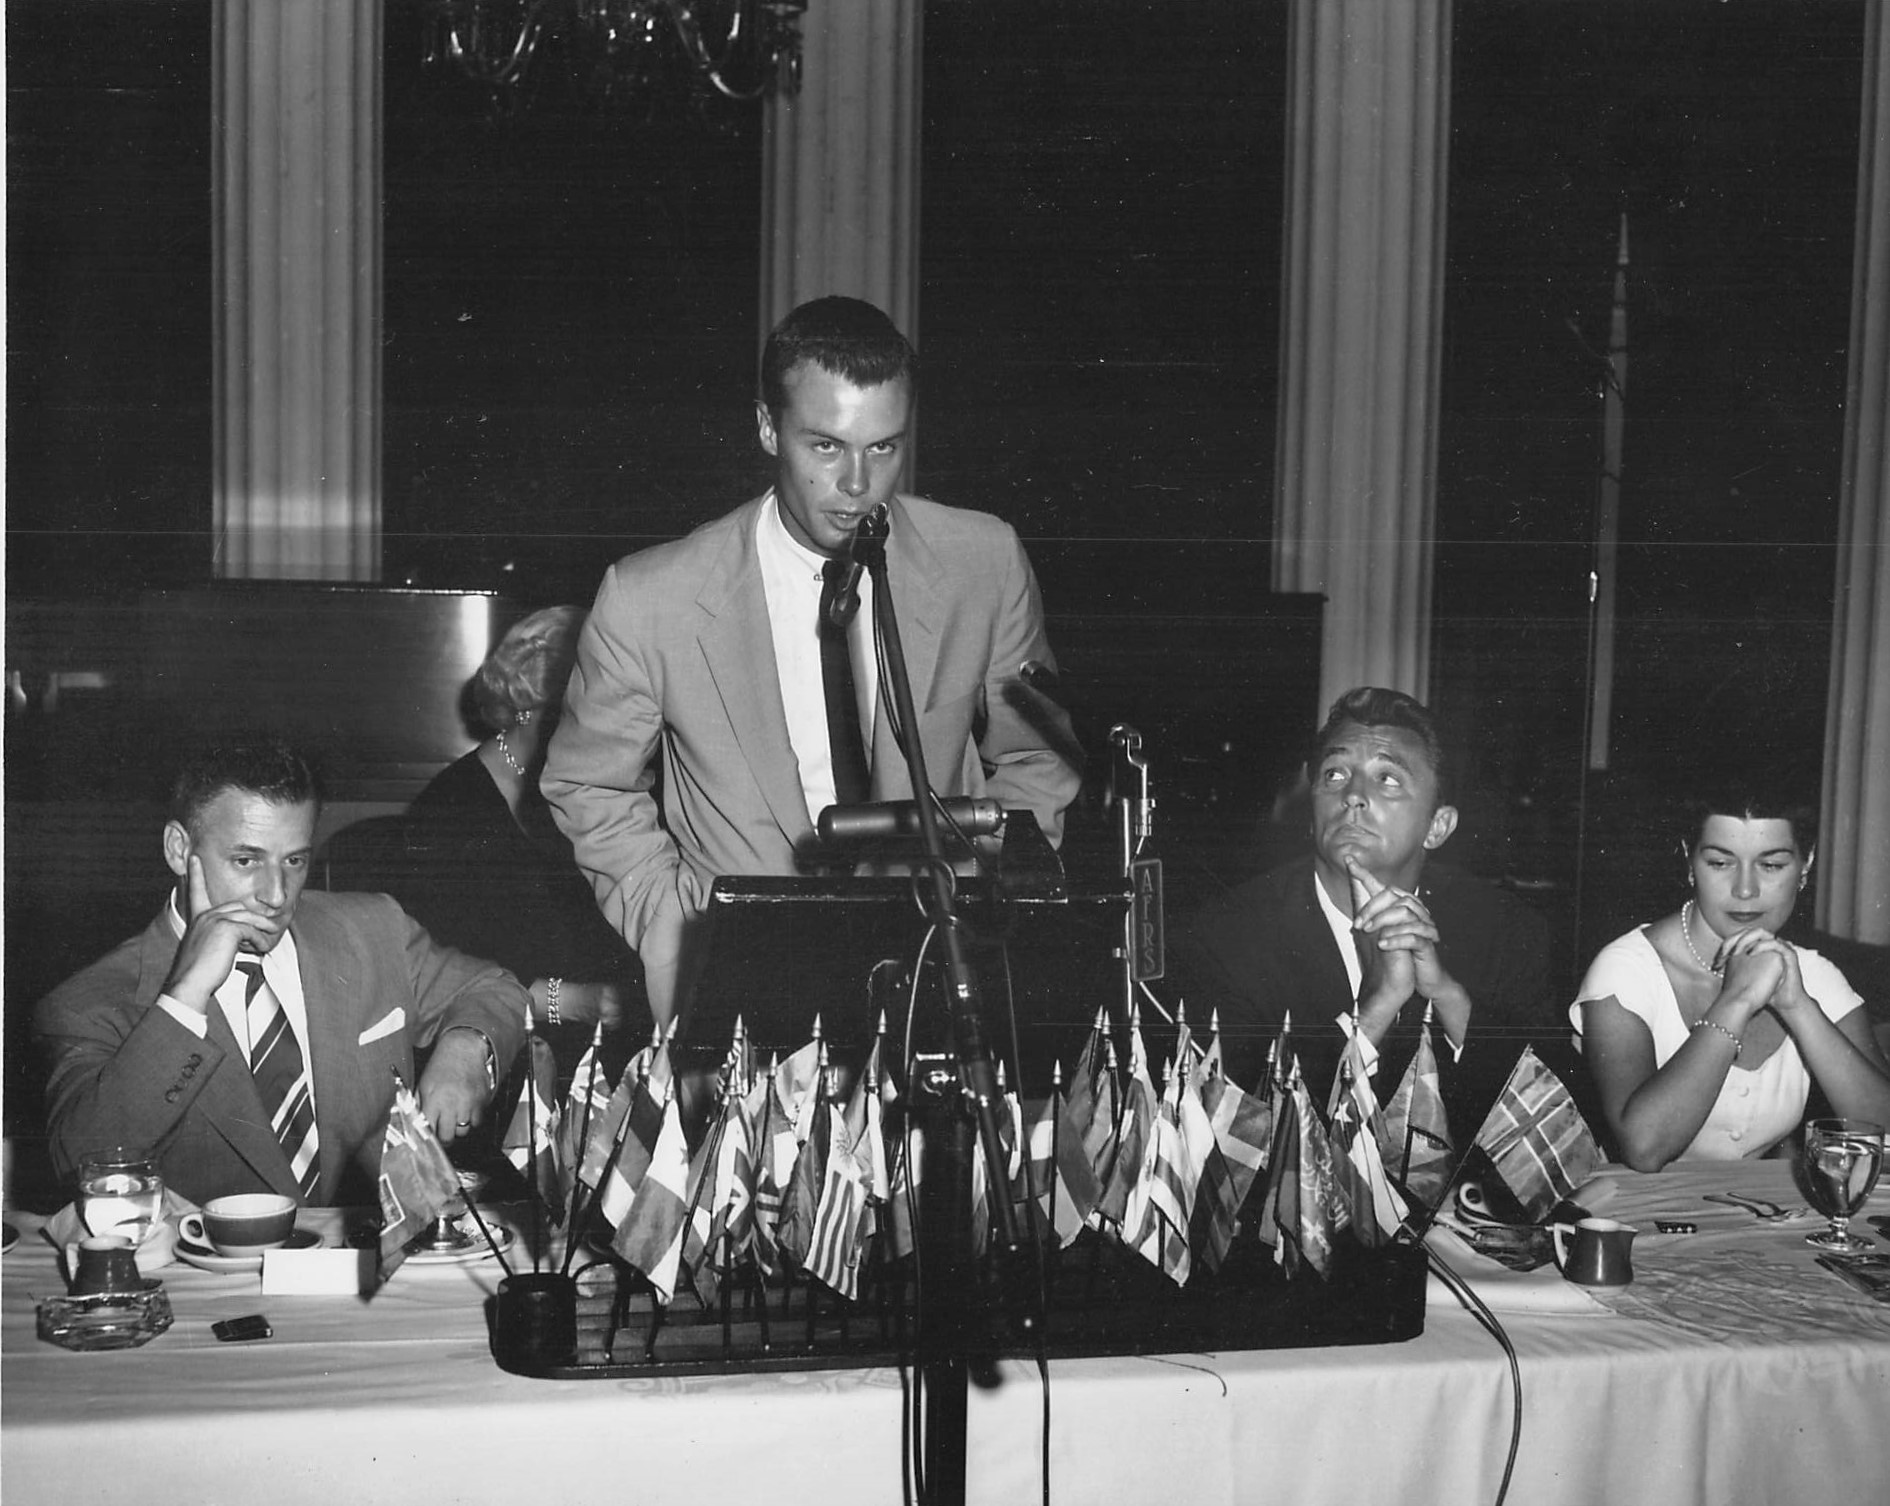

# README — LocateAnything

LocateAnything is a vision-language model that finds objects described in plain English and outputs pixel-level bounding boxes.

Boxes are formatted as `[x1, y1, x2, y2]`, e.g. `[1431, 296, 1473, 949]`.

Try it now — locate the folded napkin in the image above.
[43, 1189, 198, 1278]
[1424, 1226, 1612, 1315]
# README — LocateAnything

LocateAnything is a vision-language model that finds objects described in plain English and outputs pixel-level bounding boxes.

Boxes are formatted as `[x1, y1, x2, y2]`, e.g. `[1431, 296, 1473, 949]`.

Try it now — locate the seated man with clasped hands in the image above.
[1179, 687, 1558, 1126]
[34, 735, 528, 1207]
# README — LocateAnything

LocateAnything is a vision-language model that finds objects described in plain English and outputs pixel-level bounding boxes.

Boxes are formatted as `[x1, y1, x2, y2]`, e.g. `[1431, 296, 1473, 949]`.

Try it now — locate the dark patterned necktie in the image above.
[818, 559, 871, 805]
[236, 960, 320, 1200]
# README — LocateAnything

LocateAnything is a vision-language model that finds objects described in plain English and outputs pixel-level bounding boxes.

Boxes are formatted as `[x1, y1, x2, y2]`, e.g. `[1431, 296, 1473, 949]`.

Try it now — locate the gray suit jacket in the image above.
[33, 892, 529, 1207]
[543, 492, 1081, 953]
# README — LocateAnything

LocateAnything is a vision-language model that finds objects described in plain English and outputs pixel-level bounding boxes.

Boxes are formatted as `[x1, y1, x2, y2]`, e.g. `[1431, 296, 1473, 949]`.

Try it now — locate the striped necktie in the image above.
[235, 960, 320, 1200]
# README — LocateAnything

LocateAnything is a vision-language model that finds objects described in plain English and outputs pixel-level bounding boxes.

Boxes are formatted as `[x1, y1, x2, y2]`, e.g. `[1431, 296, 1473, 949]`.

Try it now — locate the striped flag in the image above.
[596, 1039, 672, 1229]
[804, 1127, 870, 1300]
[1329, 1054, 1409, 1247]
[1471, 1047, 1602, 1221]
[1126, 1066, 1199, 1284]
[610, 1083, 692, 1302]
[1379, 1008, 1456, 1212]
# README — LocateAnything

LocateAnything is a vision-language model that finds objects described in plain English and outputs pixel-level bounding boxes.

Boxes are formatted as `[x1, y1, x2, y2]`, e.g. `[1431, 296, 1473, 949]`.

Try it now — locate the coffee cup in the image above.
[1551, 1216, 1637, 1287]
[180, 1193, 298, 1256]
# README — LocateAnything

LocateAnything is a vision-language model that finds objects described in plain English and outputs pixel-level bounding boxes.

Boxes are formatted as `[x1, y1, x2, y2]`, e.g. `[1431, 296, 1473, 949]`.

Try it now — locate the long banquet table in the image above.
[5, 1160, 1888, 1506]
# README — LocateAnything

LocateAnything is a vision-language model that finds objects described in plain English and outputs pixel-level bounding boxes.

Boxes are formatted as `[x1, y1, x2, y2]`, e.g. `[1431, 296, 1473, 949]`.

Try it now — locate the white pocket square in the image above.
[357, 1008, 406, 1046]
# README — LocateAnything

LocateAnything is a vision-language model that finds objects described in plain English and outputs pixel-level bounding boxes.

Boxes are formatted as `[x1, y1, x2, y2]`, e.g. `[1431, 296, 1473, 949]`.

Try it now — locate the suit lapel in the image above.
[133, 915, 301, 1199]
[1291, 861, 1359, 1029]
[868, 498, 948, 797]
[291, 898, 383, 1201]
[695, 499, 818, 847]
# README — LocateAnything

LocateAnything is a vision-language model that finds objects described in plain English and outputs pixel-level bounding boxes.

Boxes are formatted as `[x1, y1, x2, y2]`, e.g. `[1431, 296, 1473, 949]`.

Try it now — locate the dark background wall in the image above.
[6, 0, 1870, 998]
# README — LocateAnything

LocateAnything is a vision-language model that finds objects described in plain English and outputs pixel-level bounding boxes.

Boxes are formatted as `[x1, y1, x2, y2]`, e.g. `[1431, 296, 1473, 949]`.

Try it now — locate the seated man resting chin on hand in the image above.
[33, 735, 528, 1208]
[1178, 687, 1556, 1128]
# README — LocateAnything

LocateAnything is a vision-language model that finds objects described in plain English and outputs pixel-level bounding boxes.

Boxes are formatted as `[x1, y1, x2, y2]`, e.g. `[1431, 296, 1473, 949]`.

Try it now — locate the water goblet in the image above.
[77, 1148, 166, 1246]
[1802, 1118, 1884, 1254]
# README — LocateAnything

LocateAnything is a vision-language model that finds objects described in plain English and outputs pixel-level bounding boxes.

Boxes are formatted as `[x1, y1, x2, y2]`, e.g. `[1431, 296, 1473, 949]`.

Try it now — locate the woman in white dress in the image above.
[1572, 790, 1890, 1170]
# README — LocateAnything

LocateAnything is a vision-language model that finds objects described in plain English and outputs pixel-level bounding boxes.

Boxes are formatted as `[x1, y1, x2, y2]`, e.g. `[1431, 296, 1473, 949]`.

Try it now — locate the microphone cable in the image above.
[1424, 1243, 1523, 1506]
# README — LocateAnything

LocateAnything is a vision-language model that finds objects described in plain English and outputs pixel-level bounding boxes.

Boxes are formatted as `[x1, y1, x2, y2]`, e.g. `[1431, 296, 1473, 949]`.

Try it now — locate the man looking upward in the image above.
[544, 296, 1080, 1025]
[1181, 687, 1556, 1122]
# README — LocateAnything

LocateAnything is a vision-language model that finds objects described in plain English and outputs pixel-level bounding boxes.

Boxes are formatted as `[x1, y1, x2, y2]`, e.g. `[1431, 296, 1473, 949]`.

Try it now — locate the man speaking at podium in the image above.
[543, 297, 1081, 1025]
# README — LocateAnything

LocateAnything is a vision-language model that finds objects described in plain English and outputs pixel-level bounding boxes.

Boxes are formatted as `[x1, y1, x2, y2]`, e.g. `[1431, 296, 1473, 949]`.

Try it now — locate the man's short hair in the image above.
[169, 734, 320, 831]
[473, 605, 585, 732]
[1308, 687, 1455, 807]
[759, 296, 917, 417]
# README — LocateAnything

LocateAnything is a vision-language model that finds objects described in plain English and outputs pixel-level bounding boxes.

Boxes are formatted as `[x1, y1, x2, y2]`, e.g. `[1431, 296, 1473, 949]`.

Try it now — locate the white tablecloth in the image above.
[5, 1163, 1888, 1506]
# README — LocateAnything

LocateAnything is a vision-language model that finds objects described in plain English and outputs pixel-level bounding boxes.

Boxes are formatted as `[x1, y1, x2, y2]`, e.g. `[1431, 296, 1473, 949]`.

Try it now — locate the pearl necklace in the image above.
[1681, 899, 1723, 976]
[495, 731, 527, 777]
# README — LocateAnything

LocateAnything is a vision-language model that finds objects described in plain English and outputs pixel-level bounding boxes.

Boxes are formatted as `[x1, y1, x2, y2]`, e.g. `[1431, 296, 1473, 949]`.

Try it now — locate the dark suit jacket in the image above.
[543, 491, 1082, 955]
[33, 892, 529, 1207]
[1175, 854, 1558, 1131]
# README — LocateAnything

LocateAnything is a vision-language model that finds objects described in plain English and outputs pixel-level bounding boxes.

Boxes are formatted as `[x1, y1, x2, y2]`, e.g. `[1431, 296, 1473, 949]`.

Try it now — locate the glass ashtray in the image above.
[37, 1282, 174, 1352]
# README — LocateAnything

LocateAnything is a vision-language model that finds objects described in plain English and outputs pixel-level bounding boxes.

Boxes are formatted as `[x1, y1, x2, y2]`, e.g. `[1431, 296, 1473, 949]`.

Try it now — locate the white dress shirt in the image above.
[156, 895, 319, 1118]
[756, 492, 879, 824]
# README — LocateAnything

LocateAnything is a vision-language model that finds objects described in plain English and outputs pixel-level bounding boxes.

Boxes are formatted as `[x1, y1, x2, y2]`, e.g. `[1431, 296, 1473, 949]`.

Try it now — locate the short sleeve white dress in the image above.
[1570, 928, 1864, 1160]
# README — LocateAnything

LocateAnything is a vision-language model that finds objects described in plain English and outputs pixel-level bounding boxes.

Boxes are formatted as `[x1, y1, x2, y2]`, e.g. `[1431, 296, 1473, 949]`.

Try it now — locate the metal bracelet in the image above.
[546, 976, 562, 1028]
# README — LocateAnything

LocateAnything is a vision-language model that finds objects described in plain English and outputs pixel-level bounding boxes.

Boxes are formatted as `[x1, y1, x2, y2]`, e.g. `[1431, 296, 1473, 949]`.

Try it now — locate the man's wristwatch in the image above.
[445, 1026, 498, 1093]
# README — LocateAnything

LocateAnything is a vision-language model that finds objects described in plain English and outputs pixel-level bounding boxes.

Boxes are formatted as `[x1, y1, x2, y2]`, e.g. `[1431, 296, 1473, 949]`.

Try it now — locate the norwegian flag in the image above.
[1471, 1048, 1603, 1222]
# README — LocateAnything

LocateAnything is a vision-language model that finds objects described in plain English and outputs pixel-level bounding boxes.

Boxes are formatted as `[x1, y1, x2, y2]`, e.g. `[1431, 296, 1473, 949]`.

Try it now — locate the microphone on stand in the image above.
[818, 796, 1004, 845]
[825, 502, 889, 630]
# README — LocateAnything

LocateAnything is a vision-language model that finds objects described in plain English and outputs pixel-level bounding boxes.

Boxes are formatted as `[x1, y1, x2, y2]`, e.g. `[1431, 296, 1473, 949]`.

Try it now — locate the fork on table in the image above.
[1703, 1192, 1808, 1222]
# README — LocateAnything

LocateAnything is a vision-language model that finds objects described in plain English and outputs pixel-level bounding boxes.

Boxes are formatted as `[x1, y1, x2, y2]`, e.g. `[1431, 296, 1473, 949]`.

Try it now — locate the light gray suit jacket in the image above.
[542, 492, 1081, 953]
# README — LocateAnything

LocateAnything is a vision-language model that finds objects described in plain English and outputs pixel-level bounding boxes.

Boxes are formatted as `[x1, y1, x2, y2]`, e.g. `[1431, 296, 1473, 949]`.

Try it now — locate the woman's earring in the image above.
[516, 708, 534, 726]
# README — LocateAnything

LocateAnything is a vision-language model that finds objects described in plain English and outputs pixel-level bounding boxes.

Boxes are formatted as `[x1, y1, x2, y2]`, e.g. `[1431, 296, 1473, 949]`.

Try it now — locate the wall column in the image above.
[1819, 0, 1890, 943]
[759, 0, 922, 346]
[213, 0, 381, 581]
[1273, 0, 1452, 710]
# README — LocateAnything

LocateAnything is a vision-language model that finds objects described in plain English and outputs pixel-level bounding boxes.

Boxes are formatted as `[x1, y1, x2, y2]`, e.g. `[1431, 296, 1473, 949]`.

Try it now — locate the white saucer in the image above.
[404, 1223, 514, 1266]
[176, 1227, 324, 1275]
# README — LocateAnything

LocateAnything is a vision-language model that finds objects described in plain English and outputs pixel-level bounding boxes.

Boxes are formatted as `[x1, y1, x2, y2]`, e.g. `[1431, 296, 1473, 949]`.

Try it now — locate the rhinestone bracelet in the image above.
[546, 976, 563, 1029]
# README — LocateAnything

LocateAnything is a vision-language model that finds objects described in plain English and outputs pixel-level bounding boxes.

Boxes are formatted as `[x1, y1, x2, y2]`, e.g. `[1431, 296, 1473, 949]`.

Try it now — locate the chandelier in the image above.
[420, 0, 807, 107]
